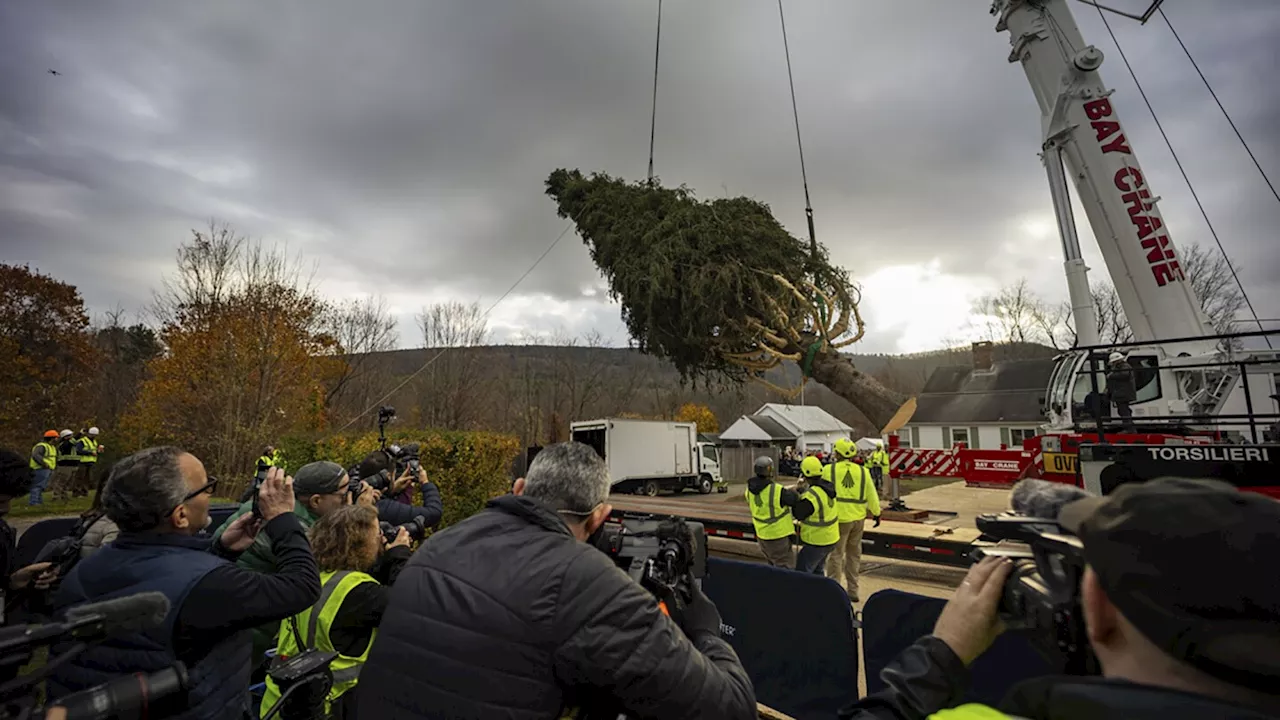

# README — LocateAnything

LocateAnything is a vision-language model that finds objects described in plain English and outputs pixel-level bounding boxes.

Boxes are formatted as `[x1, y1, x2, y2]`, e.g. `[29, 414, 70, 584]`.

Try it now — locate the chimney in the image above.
[972, 341, 994, 372]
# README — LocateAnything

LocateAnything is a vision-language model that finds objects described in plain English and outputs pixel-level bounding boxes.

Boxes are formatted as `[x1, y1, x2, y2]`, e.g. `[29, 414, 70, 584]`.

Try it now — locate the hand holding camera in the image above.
[932, 556, 1013, 665]
[257, 467, 296, 522]
[355, 481, 381, 507]
[385, 526, 412, 550]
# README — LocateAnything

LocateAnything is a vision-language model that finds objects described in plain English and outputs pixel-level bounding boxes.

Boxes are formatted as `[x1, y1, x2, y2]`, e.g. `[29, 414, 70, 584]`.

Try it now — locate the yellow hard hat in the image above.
[800, 456, 824, 478]
[834, 438, 856, 458]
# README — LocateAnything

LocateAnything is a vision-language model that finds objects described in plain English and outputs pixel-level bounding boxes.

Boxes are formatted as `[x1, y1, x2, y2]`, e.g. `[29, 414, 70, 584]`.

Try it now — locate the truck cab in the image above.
[696, 441, 727, 493]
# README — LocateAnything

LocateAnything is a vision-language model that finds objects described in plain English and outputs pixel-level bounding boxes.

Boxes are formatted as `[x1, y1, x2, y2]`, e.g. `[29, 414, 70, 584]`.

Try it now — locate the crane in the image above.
[991, 0, 1277, 438]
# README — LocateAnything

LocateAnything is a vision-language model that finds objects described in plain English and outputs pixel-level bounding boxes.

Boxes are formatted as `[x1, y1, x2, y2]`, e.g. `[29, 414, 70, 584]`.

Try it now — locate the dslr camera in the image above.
[590, 513, 707, 609]
[971, 513, 1099, 675]
[379, 515, 429, 544]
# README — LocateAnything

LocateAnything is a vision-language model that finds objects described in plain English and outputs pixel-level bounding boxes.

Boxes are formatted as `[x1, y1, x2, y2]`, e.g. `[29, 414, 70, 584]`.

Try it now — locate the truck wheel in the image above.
[698, 476, 713, 494]
[642, 480, 660, 497]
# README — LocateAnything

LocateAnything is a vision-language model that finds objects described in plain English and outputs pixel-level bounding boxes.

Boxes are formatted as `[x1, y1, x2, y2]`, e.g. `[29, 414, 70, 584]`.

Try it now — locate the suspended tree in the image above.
[545, 169, 911, 431]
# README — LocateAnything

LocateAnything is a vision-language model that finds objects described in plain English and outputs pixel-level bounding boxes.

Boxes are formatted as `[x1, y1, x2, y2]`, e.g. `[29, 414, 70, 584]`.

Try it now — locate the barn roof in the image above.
[911, 358, 1057, 425]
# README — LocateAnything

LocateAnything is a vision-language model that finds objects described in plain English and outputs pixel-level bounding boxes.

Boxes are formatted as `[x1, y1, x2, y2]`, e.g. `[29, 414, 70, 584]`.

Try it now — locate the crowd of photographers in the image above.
[0, 434, 1276, 719]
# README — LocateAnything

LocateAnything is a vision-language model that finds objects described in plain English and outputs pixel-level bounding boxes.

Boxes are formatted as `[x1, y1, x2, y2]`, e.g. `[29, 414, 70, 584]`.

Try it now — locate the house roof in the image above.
[755, 403, 853, 434]
[910, 358, 1056, 425]
[721, 415, 800, 442]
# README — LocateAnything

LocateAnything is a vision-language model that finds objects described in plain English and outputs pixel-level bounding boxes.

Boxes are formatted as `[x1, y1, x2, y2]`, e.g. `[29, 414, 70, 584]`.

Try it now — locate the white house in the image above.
[750, 403, 853, 454]
[896, 343, 1053, 451]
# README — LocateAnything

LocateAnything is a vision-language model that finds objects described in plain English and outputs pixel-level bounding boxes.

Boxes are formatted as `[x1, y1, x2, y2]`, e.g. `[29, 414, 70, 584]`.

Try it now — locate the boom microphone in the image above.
[1010, 478, 1093, 520]
[65, 592, 171, 637]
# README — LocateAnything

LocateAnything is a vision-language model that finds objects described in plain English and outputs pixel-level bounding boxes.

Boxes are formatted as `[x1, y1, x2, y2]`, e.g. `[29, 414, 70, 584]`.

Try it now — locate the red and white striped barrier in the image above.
[889, 447, 962, 479]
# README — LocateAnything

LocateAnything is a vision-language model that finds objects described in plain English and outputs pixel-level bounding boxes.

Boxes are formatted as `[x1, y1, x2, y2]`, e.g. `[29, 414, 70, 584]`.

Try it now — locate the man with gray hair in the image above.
[48, 447, 321, 720]
[357, 441, 756, 720]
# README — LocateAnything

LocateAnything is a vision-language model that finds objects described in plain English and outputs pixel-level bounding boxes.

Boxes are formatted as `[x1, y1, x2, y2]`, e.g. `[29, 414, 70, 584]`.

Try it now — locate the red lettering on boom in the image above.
[1092, 120, 1121, 141]
[1132, 214, 1163, 240]
[1083, 98, 1113, 120]
[1101, 134, 1133, 154]
[1122, 190, 1153, 217]
[1115, 167, 1144, 191]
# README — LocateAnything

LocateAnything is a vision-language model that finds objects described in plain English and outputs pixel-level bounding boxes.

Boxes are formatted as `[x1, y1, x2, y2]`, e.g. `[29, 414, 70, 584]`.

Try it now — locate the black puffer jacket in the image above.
[355, 494, 756, 720]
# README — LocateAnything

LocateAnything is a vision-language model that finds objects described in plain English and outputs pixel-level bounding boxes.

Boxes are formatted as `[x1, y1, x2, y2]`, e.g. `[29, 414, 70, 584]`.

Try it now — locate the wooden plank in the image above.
[758, 703, 796, 720]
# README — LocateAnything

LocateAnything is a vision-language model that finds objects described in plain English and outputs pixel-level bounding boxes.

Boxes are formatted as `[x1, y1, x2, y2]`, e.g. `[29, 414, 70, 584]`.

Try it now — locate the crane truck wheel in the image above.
[698, 475, 713, 494]
[642, 480, 660, 497]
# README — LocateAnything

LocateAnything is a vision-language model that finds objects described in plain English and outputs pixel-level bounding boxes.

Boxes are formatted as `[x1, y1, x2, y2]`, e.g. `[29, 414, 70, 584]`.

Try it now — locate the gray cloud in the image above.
[2, 0, 1278, 352]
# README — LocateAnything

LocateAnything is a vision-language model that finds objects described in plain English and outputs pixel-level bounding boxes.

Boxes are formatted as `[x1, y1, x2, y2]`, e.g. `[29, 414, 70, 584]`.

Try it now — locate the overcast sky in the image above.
[3, 0, 1278, 353]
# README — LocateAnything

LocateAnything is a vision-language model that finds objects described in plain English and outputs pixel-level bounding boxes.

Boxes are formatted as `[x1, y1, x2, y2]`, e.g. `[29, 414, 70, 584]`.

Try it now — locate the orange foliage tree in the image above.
[0, 264, 96, 447]
[121, 224, 345, 487]
[675, 403, 720, 433]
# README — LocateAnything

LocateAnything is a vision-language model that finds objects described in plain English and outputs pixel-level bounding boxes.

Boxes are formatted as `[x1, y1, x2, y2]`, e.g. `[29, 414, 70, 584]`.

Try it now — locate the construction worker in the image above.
[257, 446, 277, 481]
[794, 456, 840, 574]
[55, 429, 80, 493]
[745, 455, 799, 569]
[868, 440, 891, 493]
[74, 427, 101, 496]
[271, 446, 286, 473]
[823, 437, 881, 602]
[29, 430, 58, 505]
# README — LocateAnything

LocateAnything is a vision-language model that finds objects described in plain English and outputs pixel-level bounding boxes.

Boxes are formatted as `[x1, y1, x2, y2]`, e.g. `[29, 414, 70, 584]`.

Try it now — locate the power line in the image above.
[1092, 5, 1271, 348]
[334, 222, 577, 434]
[646, 0, 662, 184]
[1157, 6, 1280, 207]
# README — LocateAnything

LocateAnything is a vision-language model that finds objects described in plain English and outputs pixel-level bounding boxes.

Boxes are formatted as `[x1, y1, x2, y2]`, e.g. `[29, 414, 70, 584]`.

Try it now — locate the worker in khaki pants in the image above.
[822, 438, 882, 602]
[745, 455, 799, 569]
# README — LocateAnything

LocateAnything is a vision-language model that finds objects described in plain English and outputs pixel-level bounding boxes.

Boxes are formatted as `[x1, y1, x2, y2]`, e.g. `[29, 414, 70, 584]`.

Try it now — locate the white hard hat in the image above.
[59, 429, 73, 438]
[88, 427, 100, 436]
[1108, 351, 1126, 364]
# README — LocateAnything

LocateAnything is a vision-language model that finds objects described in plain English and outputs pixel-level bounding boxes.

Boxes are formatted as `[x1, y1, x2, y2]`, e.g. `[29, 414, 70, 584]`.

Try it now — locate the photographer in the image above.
[0, 451, 59, 632]
[213, 460, 370, 668]
[47, 448, 320, 720]
[261, 504, 410, 719]
[354, 453, 443, 529]
[356, 441, 756, 720]
[840, 478, 1280, 720]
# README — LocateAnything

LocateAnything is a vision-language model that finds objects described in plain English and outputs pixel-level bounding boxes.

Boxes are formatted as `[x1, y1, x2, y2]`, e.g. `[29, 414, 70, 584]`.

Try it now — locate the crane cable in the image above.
[1158, 7, 1280, 208]
[1092, 5, 1272, 348]
[646, 0, 662, 185]
[777, 0, 818, 265]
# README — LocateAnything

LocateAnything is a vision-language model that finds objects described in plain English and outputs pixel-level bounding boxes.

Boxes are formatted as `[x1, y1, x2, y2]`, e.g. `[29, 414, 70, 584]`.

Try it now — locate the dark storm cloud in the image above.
[1, 0, 1278, 350]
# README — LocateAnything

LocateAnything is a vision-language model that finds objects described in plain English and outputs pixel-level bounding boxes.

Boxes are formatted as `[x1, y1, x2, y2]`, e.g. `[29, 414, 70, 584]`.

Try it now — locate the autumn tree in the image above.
[545, 169, 909, 431]
[0, 264, 96, 447]
[123, 222, 336, 486]
[323, 295, 398, 425]
[414, 301, 490, 430]
[90, 309, 163, 435]
[675, 403, 720, 433]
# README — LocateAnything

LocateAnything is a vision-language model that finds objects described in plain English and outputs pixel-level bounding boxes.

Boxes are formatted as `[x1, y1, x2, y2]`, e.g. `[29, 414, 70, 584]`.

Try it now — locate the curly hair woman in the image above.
[260, 504, 411, 719]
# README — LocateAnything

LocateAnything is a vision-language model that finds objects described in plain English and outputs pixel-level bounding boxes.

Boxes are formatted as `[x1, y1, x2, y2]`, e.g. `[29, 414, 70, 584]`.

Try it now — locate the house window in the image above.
[897, 427, 912, 448]
[949, 427, 969, 447]
[1002, 427, 1037, 447]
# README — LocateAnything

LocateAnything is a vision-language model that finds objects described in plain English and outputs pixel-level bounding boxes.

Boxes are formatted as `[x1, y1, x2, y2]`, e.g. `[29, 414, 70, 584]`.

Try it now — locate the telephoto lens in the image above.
[51, 663, 189, 719]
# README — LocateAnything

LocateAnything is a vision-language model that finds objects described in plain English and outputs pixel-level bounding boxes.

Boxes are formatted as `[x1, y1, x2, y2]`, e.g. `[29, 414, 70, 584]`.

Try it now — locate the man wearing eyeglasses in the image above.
[357, 441, 756, 720]
[47, 446, 321, 720]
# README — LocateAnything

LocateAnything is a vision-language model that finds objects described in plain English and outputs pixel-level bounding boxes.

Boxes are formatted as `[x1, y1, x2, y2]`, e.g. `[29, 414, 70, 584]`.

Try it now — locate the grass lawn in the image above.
[10, 494, 241, 520]
[896, 476, 961, 497]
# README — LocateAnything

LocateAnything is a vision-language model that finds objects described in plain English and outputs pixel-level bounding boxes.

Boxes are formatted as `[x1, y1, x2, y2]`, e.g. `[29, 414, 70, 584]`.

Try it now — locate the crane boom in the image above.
[993, 0, 1213, 346]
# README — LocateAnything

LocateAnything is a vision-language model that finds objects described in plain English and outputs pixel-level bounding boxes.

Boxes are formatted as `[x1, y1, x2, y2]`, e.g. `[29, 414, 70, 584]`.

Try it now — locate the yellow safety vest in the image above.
[745, 482, 793, 541]
[271, 449, 286, 472]
[870, 449, 889, 469]
[57, 441, 79, 464]
[261, 570, 377, 716]
[823, 460, 880, 523]
[79, 438, 98, 464]
[930, 704, 1022, 719]
[798, 486, 839, 547]
[30, 442, 56, 470]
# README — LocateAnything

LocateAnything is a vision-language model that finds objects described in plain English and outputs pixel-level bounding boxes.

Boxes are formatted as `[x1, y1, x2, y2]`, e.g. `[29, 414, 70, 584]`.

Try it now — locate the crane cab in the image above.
[1044, 347, 1182, 432]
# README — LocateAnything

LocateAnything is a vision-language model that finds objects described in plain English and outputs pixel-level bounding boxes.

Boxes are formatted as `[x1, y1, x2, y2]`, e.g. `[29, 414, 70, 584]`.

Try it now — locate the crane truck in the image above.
[872, 0, 1279, 497]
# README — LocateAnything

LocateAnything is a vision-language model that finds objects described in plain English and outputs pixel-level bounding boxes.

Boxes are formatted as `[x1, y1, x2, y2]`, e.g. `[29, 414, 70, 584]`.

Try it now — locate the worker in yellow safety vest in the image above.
[822, 438, 881, 602]
[29, 430, 58, 506]
[868, 440, 890, 493]
[745, 455, 800, 569]
[73, 427, 101, 495]
[794, 456, 840, 574]
[261, 505, 410, 719]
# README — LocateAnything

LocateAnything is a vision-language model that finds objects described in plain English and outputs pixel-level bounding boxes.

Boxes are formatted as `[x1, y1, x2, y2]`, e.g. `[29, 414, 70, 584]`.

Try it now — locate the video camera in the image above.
[262, 647, 339, 720]
[590, 513, 707, 609]
[379, 515, 429, 544]
[971, 513, 1099, 676]
[0, 592, 189, 719]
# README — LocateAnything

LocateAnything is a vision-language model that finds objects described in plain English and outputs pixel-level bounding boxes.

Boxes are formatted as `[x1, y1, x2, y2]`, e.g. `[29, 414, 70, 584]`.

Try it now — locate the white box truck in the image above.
[570, 418, 725, 496]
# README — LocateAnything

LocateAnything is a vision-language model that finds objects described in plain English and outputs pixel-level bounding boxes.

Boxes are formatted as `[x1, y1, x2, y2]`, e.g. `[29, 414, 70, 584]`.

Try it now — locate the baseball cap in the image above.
[1059, 477, 1280, 691]
[292, 461, 348, 496]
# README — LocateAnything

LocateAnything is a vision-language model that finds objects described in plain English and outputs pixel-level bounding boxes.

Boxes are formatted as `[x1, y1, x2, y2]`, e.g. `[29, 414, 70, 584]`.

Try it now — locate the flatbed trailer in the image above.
[609, 496, 982, 569]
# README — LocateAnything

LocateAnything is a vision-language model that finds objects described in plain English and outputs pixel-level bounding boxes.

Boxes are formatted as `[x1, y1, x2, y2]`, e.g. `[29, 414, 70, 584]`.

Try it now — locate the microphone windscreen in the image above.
[66, 591, 171, 635]
[1010, 478, 1093, 520]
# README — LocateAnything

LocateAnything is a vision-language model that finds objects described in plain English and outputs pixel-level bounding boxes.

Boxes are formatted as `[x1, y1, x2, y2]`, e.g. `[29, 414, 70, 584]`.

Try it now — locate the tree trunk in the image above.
[808, 348, 910, 432]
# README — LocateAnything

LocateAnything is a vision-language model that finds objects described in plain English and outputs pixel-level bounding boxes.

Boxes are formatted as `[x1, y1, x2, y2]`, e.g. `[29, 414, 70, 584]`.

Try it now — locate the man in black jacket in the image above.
[48, 448, 321, 719]
[1105, 352, 1137, 432]
[356, 441, 756, 720]
[841, 478, 1280, 720]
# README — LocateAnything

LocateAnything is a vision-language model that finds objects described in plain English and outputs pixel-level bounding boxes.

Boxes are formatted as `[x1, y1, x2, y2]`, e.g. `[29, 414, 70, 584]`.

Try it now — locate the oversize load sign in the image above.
[1042, 452, 1077, 475]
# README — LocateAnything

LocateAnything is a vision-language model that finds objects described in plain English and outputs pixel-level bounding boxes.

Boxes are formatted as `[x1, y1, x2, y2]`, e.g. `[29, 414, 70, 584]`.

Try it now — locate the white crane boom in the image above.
[992, 0, 1213, 346]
